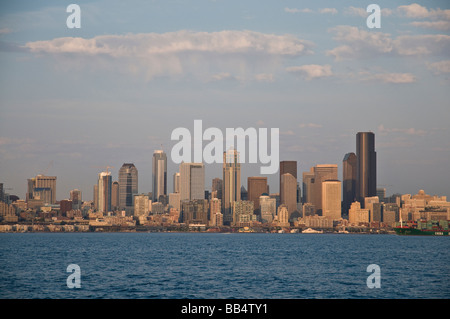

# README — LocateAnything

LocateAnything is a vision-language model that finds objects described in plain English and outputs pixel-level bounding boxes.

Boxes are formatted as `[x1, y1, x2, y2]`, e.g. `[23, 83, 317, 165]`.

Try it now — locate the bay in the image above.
[0, 233, 448, 299]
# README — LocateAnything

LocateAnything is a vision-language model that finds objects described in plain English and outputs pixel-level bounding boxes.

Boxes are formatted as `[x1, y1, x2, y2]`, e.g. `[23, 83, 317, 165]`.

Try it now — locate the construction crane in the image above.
[92, 166, 114, 174]
[41, 161, 53, 176]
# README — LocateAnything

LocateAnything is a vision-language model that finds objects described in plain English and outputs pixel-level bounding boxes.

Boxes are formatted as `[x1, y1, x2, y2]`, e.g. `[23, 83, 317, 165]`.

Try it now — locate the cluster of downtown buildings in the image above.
[1, 132, 449, 232]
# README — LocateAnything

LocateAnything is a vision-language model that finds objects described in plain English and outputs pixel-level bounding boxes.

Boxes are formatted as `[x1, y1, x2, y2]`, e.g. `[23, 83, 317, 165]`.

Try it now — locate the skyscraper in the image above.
[212, 178, 223, 199]
[69, 189, 82, 210]
[280, 173, 298, 218]
[302, 168, 315, 204]
[27, 175, 57, 204]
[152, 150, 167, 202]
[322, 180, 342, 220]
[180, 162, 205, 202]
[119, 163, 138, 213]
[247, 176, 268, 213]
[97, 171, 112, 213]
[280, 161, 297, 203]
[343, 152, 357, 216]
[111, 181, 119, 211]
[222, 149, 241, 225]
[303, 164, 338, 215]
[356, 132, 377, 207]
[173, 172, 180, 193]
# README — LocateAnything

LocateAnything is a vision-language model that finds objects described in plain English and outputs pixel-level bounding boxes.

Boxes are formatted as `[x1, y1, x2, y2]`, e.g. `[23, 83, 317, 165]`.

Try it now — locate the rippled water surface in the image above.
[0, 232, 448, 299]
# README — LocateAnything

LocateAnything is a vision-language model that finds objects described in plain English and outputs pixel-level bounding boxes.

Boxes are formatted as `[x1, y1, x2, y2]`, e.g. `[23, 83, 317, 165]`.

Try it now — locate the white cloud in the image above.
[0, 28, 12, 35]
[410, 20, 450, 31]
[378, 124, 426, 136]
[319, 8, 338, 15]
[25, 30, 314, 80]
[210, 72, 239, 82]
[397, 4, 450, 31]
[397, 3, 450, 20]
[286, 64, 332, 80]
[254, 73, 274, 82]
[327, 25, 450, 60]
[427, 60, 450, 74]
[299, 123, 323, 129]
[371, 73, 416, 84]
[284, 7, 312, 14]
[344, 6, 392, 17]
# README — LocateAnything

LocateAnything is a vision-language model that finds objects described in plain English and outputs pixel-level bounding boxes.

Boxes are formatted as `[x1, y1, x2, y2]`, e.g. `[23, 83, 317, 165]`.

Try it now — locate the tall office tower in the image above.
[212, 178, 223, 199]
[111, 181, 119, 211]
[322, 180, 342, 220]
[97, 171, 112, 213]
[173, 172, 180, 193]
[119, 163, 138, 213]
[134, 194, 150, 217]
[365, 196, 380, 222]
[343, 152, 357, 216]
[180, 163, 205, 202]
[222, 149, 241, 224]
[356, 132, 377, 207]
[209, 197, 222, 226]
[0, 183, 3, 202]
[152, 150, 167, 202]
[280, 161, 297, 203]
[169, 192, 181, 212]
[27, 175, 57, 204]
[247, 177, 268, 213]
[310, 164, 338, 215]
[93, 184, 98, 209]
[302, 168, 315, 204]
[69, 189, 82, 210]
[281, 173, 298, 218]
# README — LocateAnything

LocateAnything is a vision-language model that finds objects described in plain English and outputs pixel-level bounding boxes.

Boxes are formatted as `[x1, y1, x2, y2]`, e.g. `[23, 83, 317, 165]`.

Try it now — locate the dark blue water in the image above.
[0, 233, 448, 299]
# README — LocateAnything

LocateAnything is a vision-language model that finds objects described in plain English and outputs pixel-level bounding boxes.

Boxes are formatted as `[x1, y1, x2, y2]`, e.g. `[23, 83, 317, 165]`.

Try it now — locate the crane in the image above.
[92, 166, 114, 174]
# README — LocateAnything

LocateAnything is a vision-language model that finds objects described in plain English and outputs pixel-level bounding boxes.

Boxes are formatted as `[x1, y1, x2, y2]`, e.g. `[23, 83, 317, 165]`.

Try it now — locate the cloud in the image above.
[410, 20, 450, 31]
[371, 72, 416, 84]
[285, 7, 337, 14]
[344, 6, 392, 17]
[427, 60, 450, 74]
[286, 64, 332, 80]
[319, 8, 338, 15]
[284, 8, 312, 14]
[0, 28, 12, 35]
[299, 123, 323, 129]
[327, 25, 450, 60]
[254, 73, 274, 82]
[378, 124, 426, 136]
[24, 30, 314, 80]
[210, 72, 239, 82]
[397, 4, 450, 31]
[397, 3, 450, 20]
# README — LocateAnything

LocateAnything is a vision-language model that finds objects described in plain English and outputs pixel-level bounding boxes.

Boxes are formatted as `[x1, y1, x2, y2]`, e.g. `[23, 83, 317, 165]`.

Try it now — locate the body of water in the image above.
[0, 233, 448, 299]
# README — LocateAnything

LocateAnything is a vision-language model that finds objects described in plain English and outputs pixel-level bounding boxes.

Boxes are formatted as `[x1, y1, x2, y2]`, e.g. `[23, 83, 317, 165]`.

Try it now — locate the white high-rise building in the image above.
[152, 150, 167, 202]
[98, 171, 112, 213]
[180, 163, 205, 202]
[322, 180, 342, 220]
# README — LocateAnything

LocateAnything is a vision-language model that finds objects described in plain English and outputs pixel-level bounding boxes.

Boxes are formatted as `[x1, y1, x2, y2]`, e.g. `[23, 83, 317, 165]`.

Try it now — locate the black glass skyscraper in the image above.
[356, 132, 376, 207]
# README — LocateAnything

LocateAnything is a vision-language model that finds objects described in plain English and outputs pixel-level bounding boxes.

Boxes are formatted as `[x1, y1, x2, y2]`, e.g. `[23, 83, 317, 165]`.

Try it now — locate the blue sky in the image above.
[0, 1, 449, 201]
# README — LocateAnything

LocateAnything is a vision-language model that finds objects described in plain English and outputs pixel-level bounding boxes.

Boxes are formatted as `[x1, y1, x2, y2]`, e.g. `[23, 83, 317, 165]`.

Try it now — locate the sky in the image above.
[0, 0, 449, 202]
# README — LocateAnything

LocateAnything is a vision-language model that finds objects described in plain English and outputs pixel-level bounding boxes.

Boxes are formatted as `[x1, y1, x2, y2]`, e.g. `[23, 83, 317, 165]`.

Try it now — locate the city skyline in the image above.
[0, 1, 449, 201]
